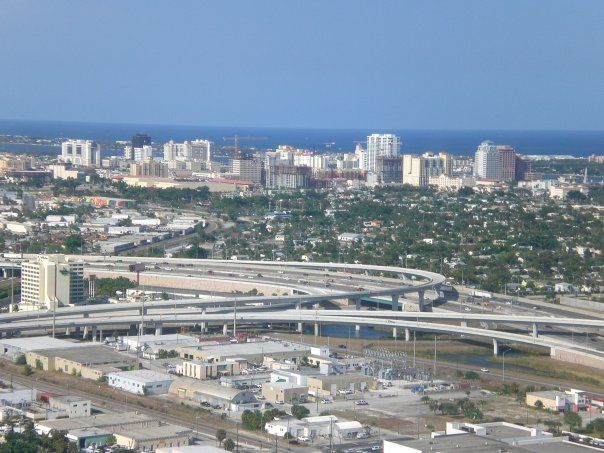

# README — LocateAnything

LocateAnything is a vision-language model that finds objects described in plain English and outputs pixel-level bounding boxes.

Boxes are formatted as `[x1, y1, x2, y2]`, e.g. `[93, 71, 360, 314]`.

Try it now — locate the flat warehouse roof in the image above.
[117, 424, 191, 441]
[0, 336, 89, 351]
[108, 369, 174, 383]
[38, 411, 155, 431]
[33, 345, 134, 365]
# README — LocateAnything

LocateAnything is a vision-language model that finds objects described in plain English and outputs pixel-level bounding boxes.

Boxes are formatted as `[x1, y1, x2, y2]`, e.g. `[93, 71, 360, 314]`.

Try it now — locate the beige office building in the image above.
[20, 254, 84, 311]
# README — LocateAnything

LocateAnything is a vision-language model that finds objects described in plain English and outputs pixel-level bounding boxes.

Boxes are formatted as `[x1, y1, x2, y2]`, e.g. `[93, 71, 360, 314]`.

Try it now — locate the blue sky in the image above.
[0, 0, 603, 130]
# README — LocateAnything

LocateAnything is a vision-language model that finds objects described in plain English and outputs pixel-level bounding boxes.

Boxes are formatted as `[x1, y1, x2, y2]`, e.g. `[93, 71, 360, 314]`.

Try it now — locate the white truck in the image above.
[469, 290, 493, 299]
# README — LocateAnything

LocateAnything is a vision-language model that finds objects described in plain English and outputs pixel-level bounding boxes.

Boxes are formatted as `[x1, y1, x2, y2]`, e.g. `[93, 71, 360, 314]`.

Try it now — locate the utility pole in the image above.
[52, 263, 57, 338]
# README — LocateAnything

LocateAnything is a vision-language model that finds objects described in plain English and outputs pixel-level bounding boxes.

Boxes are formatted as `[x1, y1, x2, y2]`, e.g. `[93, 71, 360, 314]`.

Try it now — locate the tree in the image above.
[223, 438, 235, 451]
[585, 418, 604, 438]
[291, 404, 310, 420]
[22, 364, 33, 376]
[563, 411, 582, 432]
[544, 419, 561, 434]
[215, 429, 227, 445]
[15, 354, 26, 365]
[534, 400, 544, 410]
[63, 234, 83, 253]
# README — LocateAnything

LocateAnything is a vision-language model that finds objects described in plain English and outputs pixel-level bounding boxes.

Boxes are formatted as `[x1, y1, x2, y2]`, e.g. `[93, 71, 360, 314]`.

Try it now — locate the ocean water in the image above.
[0, 119, 603, 157]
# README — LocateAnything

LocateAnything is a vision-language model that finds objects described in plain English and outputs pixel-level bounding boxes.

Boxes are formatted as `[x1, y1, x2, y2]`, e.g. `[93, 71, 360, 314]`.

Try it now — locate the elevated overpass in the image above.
[1, 255, 603, 368]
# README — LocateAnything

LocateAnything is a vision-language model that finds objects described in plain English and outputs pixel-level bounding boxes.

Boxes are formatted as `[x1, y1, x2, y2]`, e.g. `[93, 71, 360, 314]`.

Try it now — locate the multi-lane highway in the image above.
[0, 255, 602, 367]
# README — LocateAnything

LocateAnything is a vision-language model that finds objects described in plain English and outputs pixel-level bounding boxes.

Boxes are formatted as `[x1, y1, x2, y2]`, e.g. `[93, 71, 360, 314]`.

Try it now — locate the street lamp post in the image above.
[502, 348, 511, 383]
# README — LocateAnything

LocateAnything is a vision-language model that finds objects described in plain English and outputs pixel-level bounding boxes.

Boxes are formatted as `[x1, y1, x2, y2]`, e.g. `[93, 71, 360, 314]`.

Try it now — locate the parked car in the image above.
[355, 400, 368, 406]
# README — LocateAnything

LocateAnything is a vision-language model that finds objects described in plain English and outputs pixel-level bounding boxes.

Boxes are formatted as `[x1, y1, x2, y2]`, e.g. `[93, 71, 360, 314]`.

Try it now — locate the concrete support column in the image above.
[392, 327, 397, 339]
[461, 321, 468, 328]
[418, 290, 425, 312]
[405, 328, 411, 342]
[391, 294, 399, 311]
[223, 323, 228, 336]
[65, 326, 71, 336]
[99, 328, 103, 343]
[92, 326, 98, 342]
[493, 338, 499, 356]
[82, 326, 89, 339]
[297, 322, 303, 332]
[532, 323, 538, 338]
[139, 323, 144, 336]
[295, 302, 301, 310]
[355, 324, 360, 337]
[200, 322, 207, 333]
[314, 322, 319, 337]
[155, 323, 163, 336]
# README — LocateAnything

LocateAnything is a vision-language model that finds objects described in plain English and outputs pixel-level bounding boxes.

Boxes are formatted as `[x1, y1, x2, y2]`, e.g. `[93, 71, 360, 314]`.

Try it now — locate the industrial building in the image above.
[169, 378, 260, 412]
[177, 340, 310, 364]
[36, 411, 158, 436]
[48, 396, 91, 418]
[306, 373, 376, 397]
[106, 370, 174, 395]
[526, 389, 587, 412]
[0, 336, 89, 361]
[181, 358, 247, 379]
[382, 421, 594, 453]
[265, 415, 338, 439]
[262, 381, 308, 404]
[26, 345, 137, 380]
[113, 424, 191, 451]
[20, 254, 84, 310]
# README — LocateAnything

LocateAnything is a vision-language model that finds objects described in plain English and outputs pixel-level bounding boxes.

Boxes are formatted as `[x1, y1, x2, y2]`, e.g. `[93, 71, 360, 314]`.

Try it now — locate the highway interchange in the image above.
[0, 255, 602, 366]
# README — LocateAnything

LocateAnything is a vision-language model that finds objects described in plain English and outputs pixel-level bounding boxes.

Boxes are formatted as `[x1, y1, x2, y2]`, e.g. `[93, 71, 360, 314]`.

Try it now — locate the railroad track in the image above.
[0, 370, 286, 452]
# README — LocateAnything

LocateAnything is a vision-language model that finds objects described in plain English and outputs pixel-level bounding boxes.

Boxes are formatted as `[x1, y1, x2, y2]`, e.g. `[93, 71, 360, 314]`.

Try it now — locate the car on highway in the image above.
[321, 399, 332, 404]
[355, 400, 368, 406]
[464, 306, 471, 312]
[480, 368, 489, 373]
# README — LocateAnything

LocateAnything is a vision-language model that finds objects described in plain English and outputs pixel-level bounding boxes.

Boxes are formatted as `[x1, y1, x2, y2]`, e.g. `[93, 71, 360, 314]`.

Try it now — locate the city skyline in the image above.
[1, 1, 603, 130]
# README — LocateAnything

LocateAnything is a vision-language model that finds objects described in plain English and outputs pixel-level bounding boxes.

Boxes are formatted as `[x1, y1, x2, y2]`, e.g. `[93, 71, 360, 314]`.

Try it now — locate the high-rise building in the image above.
[60, 140, 101, 167]
[497, 146, 516, 182]
[132, 133, 151, 148]
[124, 145, 153, 162]
[474, 141, 502, 180]
[190, 140, 212, 163]
[265, 165, 311, 189]
[232, 159, 263, 184]
[20, 255, 84, 311]
[163, 140, 211, 163]
[130, 159, 169, 178]
[376, 156, 403, 184]
[402, 152, 452, 187]
[515, 155, 532, 181]
[365, 134, 401, 172]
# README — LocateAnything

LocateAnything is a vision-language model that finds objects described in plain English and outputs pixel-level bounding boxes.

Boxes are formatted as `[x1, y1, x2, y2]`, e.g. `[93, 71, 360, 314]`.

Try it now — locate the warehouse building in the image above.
[177, 340, 310, 364]
[169, 378, 260, 412]
[0, 336, 89, 361]
[48, 396, 91, 418]
[307, 373, 376, 397]
[36, 411, 157, 436]
[526, 388, 587, 412]
[113, 423, 191, 451]
[26, 345, 137, 380]
[107, 370, 174, 395]
[262, 381, 308, 404]
[181, 358, 247, 379]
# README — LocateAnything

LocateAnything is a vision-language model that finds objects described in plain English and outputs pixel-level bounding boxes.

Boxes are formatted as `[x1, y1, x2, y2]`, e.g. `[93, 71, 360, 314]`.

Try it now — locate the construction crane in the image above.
[222, 135, 267, 159]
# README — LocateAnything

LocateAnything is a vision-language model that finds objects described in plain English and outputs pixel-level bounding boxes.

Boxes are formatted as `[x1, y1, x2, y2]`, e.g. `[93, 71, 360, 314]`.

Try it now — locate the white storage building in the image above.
[107, 370, 174, 395]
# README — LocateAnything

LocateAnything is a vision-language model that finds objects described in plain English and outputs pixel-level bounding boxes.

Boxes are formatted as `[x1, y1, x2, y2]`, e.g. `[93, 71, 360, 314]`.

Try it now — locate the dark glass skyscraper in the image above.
[132, 133, 151, 148]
